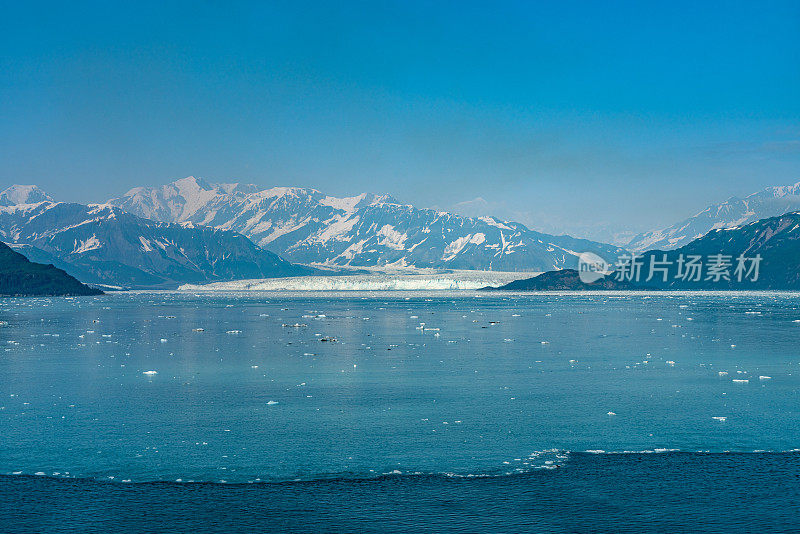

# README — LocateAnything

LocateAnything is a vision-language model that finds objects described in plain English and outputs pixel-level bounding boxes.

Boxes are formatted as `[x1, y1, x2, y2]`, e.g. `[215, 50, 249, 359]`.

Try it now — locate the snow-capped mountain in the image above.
[0, 185, 53, 206]
[0, 192, 309, 288]
[628, 181, 800, 252]
[109, 177, 625, 271]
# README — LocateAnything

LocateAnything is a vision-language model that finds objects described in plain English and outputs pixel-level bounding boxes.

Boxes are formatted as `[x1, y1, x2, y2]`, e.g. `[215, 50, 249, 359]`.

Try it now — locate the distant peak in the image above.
[0, 184, 53, 206]
[369, 193, 400, 205]
[172, 176, 213, 191]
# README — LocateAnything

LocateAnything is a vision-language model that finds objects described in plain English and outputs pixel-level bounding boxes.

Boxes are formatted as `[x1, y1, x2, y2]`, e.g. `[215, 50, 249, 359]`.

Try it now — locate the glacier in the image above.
[178, 269, 538, 291]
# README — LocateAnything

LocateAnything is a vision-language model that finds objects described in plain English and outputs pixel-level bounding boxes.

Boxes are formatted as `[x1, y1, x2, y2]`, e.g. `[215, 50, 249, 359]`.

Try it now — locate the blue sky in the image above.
[1, 1, 799, 236]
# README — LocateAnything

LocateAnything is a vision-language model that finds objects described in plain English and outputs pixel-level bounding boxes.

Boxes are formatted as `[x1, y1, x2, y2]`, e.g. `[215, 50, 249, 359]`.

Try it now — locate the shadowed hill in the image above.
[0, 241, 102, 296]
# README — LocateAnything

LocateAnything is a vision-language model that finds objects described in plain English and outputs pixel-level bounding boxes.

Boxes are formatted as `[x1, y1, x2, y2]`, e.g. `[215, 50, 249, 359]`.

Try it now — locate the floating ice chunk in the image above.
[142, 370, 158, 375]
[266, 400, 279, 405]
[712, 416, 727, 422]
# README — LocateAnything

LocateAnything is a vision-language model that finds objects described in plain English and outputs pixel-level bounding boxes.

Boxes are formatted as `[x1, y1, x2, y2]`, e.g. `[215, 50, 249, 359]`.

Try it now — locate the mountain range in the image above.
[627, 182, 800, 252]
[0, 194, 309, 288]
[4, 177, 800, 291]
[108, 176, 626, 272]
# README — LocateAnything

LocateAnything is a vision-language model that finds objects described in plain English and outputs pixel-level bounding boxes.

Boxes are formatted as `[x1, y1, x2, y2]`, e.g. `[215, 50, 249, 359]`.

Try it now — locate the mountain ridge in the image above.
[108, 176, 626, 271]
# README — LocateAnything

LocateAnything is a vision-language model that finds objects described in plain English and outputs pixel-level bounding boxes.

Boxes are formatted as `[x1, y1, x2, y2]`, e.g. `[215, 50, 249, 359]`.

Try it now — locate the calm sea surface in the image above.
[1, 291, 799, 532]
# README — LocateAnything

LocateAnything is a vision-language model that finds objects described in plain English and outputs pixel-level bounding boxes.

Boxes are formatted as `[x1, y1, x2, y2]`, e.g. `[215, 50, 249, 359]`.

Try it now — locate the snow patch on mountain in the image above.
[72, 234, 102, 254]
[376, 224, 407, 250]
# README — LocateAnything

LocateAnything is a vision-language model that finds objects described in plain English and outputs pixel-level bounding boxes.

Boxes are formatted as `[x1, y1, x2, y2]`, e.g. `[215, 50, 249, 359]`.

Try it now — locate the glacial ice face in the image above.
[178, 270, 538, 291]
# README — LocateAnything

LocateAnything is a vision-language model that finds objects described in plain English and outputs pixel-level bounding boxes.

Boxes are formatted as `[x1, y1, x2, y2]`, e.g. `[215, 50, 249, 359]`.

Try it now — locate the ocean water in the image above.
[1, 291, 800, 532]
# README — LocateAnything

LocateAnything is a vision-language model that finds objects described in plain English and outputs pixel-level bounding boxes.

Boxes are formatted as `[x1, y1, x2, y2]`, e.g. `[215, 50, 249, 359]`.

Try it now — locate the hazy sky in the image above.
[2, 1, 799, 237]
